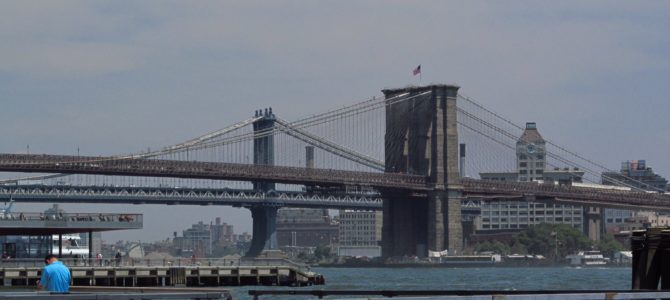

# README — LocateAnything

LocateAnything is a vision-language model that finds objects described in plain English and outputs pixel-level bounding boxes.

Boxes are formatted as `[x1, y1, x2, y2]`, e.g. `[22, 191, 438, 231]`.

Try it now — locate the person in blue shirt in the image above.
[38, 254, 71, 293]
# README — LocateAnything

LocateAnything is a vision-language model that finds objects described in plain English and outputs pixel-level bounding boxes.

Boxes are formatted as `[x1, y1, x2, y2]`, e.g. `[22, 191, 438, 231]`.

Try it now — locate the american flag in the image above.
[412, 65, 421, 75]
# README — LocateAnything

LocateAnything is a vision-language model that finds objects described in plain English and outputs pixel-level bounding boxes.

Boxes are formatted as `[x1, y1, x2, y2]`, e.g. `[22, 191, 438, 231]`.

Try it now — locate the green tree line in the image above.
[473, 223, 624, 259]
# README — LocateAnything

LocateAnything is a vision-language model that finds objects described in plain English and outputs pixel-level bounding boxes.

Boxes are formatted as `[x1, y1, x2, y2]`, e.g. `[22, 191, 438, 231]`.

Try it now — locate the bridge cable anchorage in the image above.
[457, 93, 666, 193]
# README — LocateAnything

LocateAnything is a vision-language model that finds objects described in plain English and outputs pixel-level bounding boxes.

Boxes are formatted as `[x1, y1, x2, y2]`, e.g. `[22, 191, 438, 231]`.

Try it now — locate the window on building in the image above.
[519, 154, 527, 160]
[520, 162, 527, 167]
[537, 155, 544, 159]
[536, 169, 544, 174]
[520, 170, 528, 174]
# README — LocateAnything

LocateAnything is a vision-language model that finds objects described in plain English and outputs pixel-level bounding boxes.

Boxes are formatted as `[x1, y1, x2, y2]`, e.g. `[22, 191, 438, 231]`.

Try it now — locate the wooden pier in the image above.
[0, 265, 324, 288]
[630, 227, 670, 289]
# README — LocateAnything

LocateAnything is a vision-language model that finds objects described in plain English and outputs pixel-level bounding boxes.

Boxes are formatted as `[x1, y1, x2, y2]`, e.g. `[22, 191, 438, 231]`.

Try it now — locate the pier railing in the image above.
[0, 257, 309, 270]
[0, 212, 142, 224]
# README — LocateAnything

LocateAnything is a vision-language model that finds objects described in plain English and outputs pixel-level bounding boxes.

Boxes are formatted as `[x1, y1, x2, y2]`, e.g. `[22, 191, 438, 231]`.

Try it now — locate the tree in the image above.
[475, 241, 511, 255]
[510, 241, 527, 255]
[313, 246, 332, 261]
[596, 234, 624, 257]
[512, 223, 591, 259]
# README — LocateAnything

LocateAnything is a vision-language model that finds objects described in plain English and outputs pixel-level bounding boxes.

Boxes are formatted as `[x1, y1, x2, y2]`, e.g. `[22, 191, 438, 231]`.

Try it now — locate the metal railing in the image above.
[0, 257, 309, 270]
[0, 212, 142, 224]
[0, 185, 383, 209]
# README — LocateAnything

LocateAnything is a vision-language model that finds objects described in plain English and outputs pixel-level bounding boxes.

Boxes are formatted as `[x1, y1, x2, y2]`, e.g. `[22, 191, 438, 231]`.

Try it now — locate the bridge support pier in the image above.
[382, 191, 428, 257]
[583, 206, 602, 241]
[245, 206, 278, 257]
[445, 189, 463, 254]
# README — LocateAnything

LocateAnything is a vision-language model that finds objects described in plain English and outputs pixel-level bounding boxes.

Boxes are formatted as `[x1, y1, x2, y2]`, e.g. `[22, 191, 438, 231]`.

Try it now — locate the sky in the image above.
[1, 1, 669, 242]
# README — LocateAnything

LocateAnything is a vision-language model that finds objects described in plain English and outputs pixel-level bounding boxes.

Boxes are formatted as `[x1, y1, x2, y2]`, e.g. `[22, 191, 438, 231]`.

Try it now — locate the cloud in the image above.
[1, 1, 669, 240]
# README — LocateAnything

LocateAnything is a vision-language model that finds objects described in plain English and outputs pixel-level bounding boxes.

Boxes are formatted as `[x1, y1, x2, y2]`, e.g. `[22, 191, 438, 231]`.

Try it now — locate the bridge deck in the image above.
[0, 154, 428, 190]
[1, 154, 669, 210]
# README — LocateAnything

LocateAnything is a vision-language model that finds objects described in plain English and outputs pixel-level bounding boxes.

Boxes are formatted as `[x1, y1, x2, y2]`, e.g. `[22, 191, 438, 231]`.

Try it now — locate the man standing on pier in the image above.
[37, 254, 71, 293]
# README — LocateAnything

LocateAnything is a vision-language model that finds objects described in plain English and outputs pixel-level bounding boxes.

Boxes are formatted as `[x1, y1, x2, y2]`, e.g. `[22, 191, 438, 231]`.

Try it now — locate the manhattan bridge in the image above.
[0, 85, 668, 257]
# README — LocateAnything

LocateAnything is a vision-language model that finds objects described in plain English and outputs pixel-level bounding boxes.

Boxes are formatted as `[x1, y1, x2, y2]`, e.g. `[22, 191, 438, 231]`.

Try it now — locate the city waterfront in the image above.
[234, 266, 630, 299]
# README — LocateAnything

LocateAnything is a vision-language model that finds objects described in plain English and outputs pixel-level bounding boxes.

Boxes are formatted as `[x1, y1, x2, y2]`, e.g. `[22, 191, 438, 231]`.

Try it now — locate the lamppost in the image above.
[551, 231, 558, 263]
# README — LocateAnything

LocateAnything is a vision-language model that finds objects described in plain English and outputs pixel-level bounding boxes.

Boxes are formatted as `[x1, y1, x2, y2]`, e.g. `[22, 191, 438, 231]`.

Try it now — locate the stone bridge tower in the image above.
[381, 85, 463, 258]
[246, 108, 279, 257]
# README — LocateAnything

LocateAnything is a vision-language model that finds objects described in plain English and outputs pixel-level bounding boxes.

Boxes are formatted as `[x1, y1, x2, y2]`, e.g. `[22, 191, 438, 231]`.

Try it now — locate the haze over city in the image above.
[1, 1, 669, 242]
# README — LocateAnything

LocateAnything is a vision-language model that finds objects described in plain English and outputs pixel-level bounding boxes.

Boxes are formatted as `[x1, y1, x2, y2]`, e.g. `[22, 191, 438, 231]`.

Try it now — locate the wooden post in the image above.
[642, 228, 662, 289]
[661, 230, 670, 289]
[632, 227, 670, 290]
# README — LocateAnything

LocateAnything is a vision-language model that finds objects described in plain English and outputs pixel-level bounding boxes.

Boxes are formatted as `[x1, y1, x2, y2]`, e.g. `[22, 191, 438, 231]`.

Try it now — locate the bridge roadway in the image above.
[0, 154, 669, 210]
[461, 178, 670, 211]
[0, 154, 427, 190]
[0, 184, 382, 209]
[0, 184, 486, 213]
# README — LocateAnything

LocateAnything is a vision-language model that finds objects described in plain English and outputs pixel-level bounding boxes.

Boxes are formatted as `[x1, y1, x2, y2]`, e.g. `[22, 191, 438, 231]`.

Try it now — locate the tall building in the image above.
[602, 160, 669, 233]
[602, 160, 668, 191]
[210, 217, 235, 248]
[516, 122, 546, 182]
[276, 208, 338, 248]
[478, 122, 584, 232]
[173, 221, 212, 257]
[337, 210, 383, 257]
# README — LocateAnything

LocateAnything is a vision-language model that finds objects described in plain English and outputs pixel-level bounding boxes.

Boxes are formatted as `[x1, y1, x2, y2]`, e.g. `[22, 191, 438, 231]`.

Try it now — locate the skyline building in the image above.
[337, 210, 383, 257]
[477, 122, 585, 232]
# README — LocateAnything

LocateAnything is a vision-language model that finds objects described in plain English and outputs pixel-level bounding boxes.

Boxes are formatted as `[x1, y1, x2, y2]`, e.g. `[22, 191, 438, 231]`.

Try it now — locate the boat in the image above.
[565, 250, 608, 266]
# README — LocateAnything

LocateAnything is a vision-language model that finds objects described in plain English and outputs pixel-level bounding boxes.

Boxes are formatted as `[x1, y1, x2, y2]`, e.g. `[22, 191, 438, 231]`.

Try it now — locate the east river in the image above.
[232, 266, 630, 299]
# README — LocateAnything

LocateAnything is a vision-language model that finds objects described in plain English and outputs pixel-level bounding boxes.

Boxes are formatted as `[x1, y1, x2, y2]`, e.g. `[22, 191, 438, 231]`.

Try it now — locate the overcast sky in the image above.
[1, 1, 669, 242]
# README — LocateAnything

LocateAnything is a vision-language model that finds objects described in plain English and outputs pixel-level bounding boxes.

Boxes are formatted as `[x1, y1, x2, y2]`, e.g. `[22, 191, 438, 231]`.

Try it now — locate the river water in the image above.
[232, 266, 631, 299]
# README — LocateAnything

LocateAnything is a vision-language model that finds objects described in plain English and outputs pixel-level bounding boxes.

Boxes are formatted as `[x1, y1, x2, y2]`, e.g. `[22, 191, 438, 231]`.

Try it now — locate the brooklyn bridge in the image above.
[1, 84, 668, 257]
